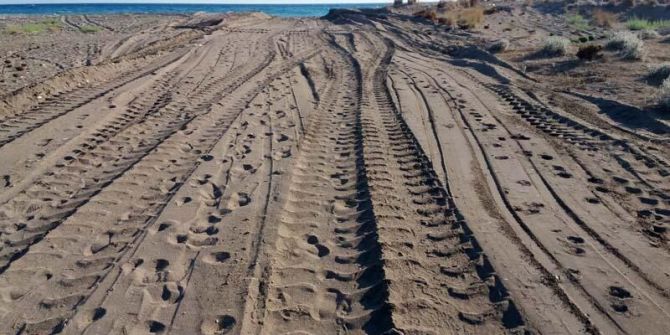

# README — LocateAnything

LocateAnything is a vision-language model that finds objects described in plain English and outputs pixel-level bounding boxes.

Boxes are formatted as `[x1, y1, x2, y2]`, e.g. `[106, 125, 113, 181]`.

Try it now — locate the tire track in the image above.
[0, 32, 322, 335]
[82, 15, 115, 32]
[0, 36, 276, 275]
[390, 51, 670, 333]
[0, 49, 188, 150]
[71, 41, 320, 335]
[355, 32, 527, 334]
[258, 41, 393, 334]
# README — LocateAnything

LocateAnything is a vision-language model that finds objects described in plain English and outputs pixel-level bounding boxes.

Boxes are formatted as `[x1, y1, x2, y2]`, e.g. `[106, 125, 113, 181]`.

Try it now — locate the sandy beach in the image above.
[0, 3, 669, 334]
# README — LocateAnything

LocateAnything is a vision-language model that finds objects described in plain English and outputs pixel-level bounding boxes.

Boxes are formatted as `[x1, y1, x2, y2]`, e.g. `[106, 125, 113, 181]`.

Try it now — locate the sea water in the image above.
[0, 3, 386, 17]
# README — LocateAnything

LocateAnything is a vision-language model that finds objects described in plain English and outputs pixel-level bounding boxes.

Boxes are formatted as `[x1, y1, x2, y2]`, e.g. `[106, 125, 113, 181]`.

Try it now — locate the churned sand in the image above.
[0, 5, 669, 335]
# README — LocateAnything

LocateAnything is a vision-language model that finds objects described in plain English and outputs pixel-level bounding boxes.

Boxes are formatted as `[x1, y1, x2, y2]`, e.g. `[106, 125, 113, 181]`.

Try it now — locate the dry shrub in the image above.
[638, 29, 660, 40]
[592, 9, 617, 28]
[577, 44, 603, 61]
[606, 31, 646, 60]
[415, 9, 438, 22]
[541, 37, 571, 57]
[647, 63, 670, 85]
[437, 16, 451, 25]
[455, 6, 485, 29]
[426, 10, 438, 22]
[457, 0, 480, 7]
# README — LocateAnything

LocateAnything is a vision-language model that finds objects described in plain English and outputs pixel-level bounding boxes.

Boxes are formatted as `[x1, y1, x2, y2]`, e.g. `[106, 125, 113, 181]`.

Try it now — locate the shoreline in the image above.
[0, 3, 388, 17]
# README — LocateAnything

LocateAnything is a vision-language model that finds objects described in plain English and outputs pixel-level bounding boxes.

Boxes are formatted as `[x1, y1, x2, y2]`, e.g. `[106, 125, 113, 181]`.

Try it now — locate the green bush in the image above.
[567, 14, 590, 30]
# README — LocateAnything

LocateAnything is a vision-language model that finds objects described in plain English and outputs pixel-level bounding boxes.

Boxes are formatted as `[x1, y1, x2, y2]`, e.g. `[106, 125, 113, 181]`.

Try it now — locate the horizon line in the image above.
[0, 1, 396, 4]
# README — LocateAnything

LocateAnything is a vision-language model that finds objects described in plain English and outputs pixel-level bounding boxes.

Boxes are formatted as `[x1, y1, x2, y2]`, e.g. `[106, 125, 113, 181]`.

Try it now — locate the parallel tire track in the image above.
[0, 33, 323, 335]
[259, 42, 393, 334]
[0, 49, 188, 149]
[357, 33, 526, 334]
[0, 37, 277, 274]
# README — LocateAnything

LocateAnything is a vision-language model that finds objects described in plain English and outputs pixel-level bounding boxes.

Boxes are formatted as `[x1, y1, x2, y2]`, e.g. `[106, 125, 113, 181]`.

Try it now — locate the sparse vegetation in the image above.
[647, 63, 670, 85]
[592, 9, 617, 28]
[637, 29, 660, 40]
[567, 14, 590, 30]
[489, 39, 510, 53]
[541, 37, 570, 57]
[5, 19, 61, 34]
[79, 25, 102, 33]
[626, 17, 670, 31]
[606, 31, 646, 60]
[577, 44, 603, 61]
[415, 9, 438, 22]
[415, 5, 484, 29]
[451, 7, 484, 29]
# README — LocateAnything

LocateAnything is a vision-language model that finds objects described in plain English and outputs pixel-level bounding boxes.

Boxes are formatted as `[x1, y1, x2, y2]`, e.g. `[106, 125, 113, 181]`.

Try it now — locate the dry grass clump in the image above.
[541, 37, 571, 57]
[637, 29, 660, 40]
[416, 4, 485, 30]
[489, 39, 509, 53]
[415, 9, 438, 22]
[452, 7, 485, 29]
[592, 9, 617, 28]
[606, 31, 646, 60]
[647, 63, 670, 85]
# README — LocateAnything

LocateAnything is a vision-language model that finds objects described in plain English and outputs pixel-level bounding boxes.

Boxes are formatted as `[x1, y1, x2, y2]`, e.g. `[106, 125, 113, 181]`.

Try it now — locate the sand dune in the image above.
[0, 7, 669, 335]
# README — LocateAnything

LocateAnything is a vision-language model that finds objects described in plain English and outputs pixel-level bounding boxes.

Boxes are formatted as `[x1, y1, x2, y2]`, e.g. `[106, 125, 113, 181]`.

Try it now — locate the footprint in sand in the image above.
[146, 320, 166, 333]
[306, 234, 330, 257]
[203, 251, 231, 264]
[176, 196, 192, 206]
[274, 133, 289, 142]
[609, 285, 632, 313]
[200, 315, 236, 335]
[190, 174, 212, 187]
[199, 183, 222, 206]
[161, 282, 183, 304]
[227, 192, 251, 210]
[37, 138, 53, 147]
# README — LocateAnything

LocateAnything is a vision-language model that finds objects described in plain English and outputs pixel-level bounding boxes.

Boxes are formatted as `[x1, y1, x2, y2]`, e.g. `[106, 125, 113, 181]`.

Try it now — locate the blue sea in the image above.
[0, 3, 387, 17]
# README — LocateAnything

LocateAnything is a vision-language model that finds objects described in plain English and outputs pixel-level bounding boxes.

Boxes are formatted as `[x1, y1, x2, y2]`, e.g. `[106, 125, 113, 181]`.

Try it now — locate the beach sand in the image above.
[0, 5, 669, 335]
